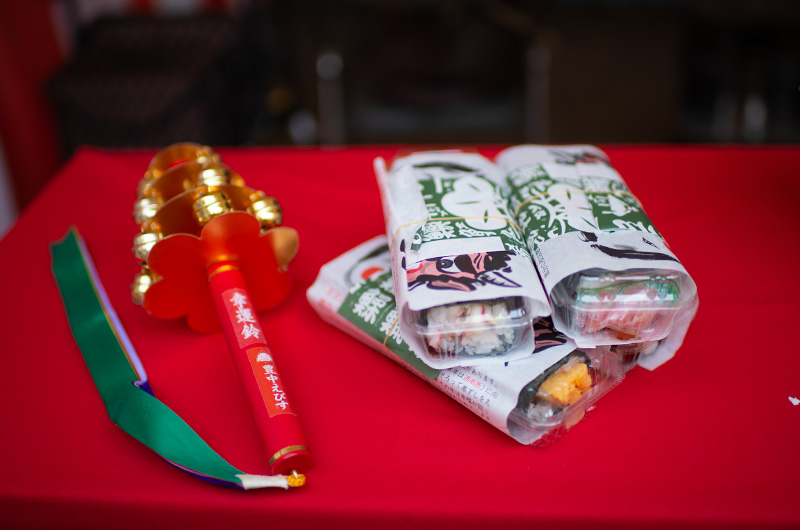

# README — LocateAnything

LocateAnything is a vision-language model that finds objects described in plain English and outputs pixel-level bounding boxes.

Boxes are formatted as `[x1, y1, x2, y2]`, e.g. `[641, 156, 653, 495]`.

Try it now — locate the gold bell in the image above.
[133, 196, 163, 225]
[194, 191, 233, 226]
[131, 268, 158, 304]
[248, 191, 283, 230]
[132, 231, 162, 264]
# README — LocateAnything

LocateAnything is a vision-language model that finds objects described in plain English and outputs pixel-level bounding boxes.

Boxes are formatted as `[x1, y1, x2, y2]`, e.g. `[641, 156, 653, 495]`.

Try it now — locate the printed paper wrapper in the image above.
[374, 151, 551, 369]
[495, 145, 698, 358]
[306, 236, 622, 445]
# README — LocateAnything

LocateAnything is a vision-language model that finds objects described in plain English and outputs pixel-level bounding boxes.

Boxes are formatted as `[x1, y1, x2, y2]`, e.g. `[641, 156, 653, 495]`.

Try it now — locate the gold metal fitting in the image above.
[130, 268, 157, 304]
[193, 191, 233, 226]
[136, 177, 156, 198]
[132, 231, 162, 263]
[133, 196, 163, 225]
[247, 191, 283, 230]
[286, 470, 306, 488]
[195, 168, 233, 188]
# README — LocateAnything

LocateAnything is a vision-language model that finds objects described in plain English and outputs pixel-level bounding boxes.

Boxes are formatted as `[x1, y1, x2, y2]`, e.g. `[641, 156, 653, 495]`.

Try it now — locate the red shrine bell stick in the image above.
[207, 260, 313, 475]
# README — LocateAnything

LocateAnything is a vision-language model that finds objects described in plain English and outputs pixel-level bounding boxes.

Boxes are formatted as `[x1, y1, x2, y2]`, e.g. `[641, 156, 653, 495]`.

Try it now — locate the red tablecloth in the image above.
[1, 145, 798, 529]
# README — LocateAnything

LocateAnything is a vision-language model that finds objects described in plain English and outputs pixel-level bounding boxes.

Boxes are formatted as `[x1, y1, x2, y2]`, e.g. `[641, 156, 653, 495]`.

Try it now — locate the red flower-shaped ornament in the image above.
[141, 211, 298, 333]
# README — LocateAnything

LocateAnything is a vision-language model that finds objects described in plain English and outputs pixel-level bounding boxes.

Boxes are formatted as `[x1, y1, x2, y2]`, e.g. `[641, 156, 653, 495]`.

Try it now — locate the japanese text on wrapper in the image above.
[434, 367, 500, 423]
[352, 287, 392, 325]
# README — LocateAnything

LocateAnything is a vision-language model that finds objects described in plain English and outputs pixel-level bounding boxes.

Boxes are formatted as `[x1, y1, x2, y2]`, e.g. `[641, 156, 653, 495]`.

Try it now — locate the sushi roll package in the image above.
[307, 236, 623, 445]
[306, 144, 700, 445]
[495, 145, 698, 367]
[374, 151, 551, 369]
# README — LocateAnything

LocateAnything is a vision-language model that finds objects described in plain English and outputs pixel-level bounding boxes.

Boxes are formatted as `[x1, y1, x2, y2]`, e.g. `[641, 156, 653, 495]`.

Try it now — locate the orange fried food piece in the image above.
[539, 362, 593, 406]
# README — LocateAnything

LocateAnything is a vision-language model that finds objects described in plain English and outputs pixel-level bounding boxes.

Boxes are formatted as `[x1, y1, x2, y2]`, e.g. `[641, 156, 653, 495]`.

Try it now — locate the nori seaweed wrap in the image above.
[515, 350, 594, 425]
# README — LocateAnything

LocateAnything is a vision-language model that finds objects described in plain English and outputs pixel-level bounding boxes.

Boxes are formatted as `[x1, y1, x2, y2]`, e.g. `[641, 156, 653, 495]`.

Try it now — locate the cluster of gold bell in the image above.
[130, 143, 283, 304]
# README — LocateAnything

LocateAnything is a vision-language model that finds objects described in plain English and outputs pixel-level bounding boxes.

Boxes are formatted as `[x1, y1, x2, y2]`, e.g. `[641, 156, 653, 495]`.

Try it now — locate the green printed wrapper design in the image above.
[502, 149, 659, 253]
[337, 271, 440, 379]
[413, 171, 530, 259]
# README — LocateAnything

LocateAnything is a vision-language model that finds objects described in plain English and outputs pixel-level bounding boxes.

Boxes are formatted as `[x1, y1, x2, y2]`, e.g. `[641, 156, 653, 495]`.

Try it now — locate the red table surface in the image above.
[1, 145, 799, 529]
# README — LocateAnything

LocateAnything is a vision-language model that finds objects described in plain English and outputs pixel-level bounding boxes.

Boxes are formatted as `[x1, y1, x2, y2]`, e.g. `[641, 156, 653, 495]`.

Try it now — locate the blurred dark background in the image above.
[1, 0, 799, 231]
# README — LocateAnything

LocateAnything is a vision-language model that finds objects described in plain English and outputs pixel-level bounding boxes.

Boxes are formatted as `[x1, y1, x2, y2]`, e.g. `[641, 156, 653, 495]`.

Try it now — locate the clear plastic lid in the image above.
[405, 297, 535, 362]
[550, 268, 686, 344]
[508, 347, 621, 445]
[611, 340, 661, 372]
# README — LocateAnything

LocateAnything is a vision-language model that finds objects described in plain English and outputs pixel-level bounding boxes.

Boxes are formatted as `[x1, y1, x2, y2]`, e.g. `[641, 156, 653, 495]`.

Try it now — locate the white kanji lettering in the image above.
[241, 322, 260, 340]
[229, 292, 247, 309]
[236, 307, 256, 324]
[379, 308, 404, 345]
[353, 288, 391, 324]
[422, 221, 457, 242]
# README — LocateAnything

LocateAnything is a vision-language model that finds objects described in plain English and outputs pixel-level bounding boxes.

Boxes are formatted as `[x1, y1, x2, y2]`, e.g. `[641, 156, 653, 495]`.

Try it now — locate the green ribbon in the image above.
[51, 227, 287, 490]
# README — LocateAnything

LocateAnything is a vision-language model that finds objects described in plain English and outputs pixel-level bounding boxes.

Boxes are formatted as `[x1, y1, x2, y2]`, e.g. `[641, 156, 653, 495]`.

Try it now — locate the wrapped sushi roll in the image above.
[307, 236, 623, 446]
[509, 346, 619, 443]
[496, 145, 698, 355]
[375, 151, 551, 369]
[516, 350, 595, 424]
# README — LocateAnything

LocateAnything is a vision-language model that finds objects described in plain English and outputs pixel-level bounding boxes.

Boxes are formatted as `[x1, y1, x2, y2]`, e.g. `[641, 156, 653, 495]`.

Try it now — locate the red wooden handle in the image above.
[207, 260, 312, 475]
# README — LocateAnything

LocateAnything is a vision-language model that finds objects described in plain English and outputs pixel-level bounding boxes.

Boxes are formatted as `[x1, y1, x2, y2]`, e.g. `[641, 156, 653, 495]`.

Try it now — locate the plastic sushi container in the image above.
[405, 297, 536, 362]
[508, 345, 622, 444]
[550, 268, 691, 345]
